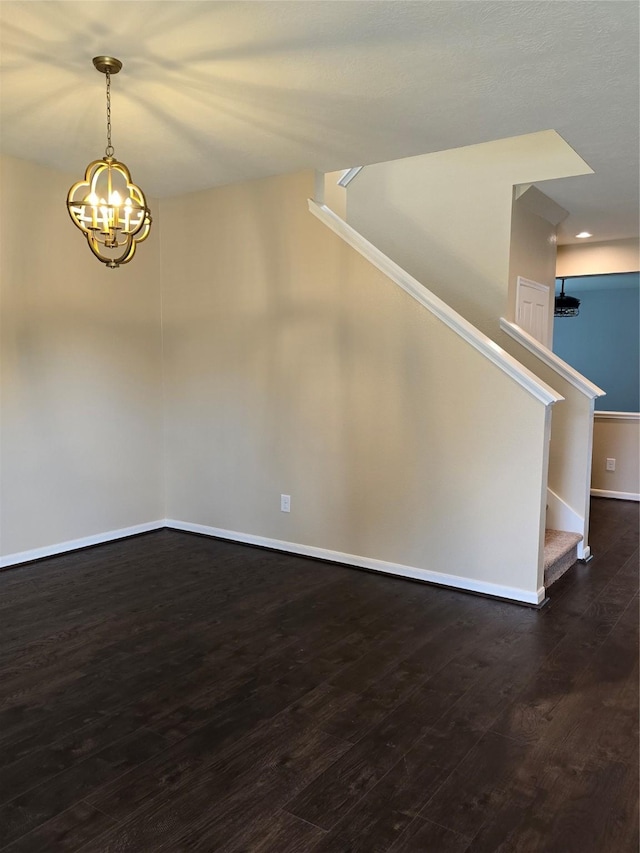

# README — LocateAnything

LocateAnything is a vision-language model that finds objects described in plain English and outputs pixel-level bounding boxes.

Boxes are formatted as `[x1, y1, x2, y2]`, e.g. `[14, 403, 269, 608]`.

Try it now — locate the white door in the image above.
[515, 276, 552, 347]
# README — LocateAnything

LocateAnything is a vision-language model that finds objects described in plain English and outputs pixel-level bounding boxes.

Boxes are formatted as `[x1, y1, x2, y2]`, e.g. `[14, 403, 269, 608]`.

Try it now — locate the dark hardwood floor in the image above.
[0, 497, 637, 852]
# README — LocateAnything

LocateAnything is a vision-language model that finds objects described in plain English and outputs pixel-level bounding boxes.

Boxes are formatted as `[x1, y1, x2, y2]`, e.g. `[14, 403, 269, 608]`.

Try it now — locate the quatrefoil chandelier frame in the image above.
[67, 56, 151, 269]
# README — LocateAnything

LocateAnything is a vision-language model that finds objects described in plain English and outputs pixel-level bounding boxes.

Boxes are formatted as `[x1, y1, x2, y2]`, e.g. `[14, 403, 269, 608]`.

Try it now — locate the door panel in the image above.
[516, 276, 552, 347]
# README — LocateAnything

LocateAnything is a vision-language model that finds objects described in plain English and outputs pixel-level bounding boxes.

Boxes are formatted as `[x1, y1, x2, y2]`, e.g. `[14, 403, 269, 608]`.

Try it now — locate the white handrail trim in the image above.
[500, 318, 605, 399]
[594, 411, 639, 421]
[337, 167, 363, 187]
[309, 200, 563, 407]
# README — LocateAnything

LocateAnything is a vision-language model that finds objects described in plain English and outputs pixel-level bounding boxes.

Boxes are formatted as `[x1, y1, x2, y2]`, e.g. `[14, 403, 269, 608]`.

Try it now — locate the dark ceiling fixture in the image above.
[555, 278, 580, 317]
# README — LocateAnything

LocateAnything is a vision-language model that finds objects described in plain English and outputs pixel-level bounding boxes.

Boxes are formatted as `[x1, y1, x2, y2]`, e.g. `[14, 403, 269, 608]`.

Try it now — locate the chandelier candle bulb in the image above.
[66, 56, 151, 269]
[86, 192, 98, 229]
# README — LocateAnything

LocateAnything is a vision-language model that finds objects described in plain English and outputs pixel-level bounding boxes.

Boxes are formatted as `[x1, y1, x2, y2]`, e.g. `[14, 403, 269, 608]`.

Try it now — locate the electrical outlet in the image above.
[606, 458, 616, 472]
[280, 494, 291, 512]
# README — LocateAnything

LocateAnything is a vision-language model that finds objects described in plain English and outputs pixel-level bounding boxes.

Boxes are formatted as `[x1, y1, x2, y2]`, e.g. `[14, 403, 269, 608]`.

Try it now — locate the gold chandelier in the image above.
[67, 57, 151, 269]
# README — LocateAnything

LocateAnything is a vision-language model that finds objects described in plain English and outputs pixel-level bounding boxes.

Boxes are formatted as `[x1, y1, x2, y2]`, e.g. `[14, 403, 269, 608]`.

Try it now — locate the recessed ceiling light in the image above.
[575, 231, 592, 239]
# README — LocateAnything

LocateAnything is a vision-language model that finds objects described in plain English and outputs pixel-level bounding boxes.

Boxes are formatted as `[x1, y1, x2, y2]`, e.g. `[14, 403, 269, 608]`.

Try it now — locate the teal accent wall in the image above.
[553, 273, 639, 412]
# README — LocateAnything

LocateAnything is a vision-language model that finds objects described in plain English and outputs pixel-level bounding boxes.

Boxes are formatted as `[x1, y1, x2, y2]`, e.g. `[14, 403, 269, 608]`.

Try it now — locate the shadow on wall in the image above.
[243, 178, 430, 555]
[553, 272, 640, 412]
[347, 176, 508, 339]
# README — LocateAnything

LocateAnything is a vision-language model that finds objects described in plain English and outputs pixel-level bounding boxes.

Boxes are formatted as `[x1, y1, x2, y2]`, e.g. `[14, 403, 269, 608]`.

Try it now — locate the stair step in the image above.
[544, 529, 582, 588]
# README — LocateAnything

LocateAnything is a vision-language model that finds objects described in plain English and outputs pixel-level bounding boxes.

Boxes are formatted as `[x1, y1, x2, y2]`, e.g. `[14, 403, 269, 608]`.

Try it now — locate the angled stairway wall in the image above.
[344, 132, 599, 559]
[161, 171, 560, 603]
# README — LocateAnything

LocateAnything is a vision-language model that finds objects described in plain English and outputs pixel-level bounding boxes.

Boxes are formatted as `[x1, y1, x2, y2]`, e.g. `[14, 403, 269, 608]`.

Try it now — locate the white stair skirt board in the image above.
[591, 489, 640, 502]
[0, 521, 166, 569]
[166, 519, 545, 606]
[544, 529, 582, 588]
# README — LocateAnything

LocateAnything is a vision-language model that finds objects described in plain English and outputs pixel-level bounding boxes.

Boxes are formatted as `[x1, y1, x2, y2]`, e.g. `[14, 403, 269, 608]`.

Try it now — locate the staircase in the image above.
[544, 529, 582, 588]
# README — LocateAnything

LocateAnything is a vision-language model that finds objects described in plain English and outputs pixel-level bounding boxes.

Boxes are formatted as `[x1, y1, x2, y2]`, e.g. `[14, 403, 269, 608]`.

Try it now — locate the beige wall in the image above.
[347, 131, 590, 340]
[161, 170, 550, 596]
[507, 191, 558, 340]
[0, 155, 563, 597]
[0, 155, 164, 557]
[323, 170, 347, 220]
[505, 190, 598, 538]
[557, 238, 640, 277]
[592, 416, 640, 499]
[345, 137, 598, 535]
[501, 344, 595, 515]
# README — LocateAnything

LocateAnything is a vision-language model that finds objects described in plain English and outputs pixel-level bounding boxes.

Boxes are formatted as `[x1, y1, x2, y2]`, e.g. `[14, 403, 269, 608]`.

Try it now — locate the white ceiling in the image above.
[1, 1, 638, 244]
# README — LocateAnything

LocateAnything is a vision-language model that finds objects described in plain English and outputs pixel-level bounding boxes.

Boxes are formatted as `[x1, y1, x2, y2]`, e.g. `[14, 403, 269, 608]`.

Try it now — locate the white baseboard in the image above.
[0, 521, 166, 569]
[591, 489, 640, 502]
[576, 543, 590, 561]
[0, 516, 546, 606]
[166, 518, 545, 606]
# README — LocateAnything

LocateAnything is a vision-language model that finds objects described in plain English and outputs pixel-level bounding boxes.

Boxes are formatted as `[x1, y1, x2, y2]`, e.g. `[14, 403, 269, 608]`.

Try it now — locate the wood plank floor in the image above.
[0, 497, 637, 852]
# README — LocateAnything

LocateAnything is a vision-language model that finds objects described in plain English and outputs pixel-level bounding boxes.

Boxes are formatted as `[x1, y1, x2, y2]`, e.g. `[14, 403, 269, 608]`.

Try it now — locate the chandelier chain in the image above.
[105, 71, 114, 158]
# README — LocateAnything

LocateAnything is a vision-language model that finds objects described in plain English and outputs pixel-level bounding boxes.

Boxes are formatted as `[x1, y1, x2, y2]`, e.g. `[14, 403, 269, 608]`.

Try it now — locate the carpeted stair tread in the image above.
[544, 529, 582, 569]
[544, 529, 583, 588]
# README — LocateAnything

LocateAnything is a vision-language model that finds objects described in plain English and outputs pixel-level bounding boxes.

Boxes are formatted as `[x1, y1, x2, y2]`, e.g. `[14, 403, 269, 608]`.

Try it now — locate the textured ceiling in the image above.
[1, 1, 638, 244]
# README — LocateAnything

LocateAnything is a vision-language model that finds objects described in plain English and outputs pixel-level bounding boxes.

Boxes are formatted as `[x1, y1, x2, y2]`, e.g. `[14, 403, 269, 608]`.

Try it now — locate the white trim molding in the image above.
[500, 318, 606, 399]
[1, 517, 546, 605]
[546, 486, 584, 542]
[591, 489, 640, 502]
[166, 518, 545, 606]
[337, 166, 363, 187]
[594, 411, 640, 421]
[545, 487, 590, 559]
[309, 200, 563, 408]
[0, 521, 165, 569]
